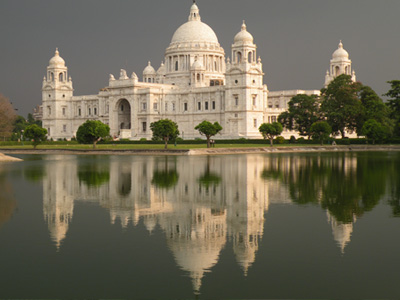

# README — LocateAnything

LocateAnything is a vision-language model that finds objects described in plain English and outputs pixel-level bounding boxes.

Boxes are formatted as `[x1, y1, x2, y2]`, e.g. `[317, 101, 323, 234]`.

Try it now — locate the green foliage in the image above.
[259, 122, 283, 146]
[310, 121, 332, 145]
[361, 119, 390, 144]
[384, 80, 400, 136]
[76, 120, 110, 149]
[195, 120, 223, 148]
[278, 94, 320, 138]
[78, 167, 110, 187]
[275, 136, 285, 144]
[289, 135, 296, 144]
[150, 119, 179, 149]
[140, 138, 147, 142]
[23, 124, 47, 148]
[321, 74, 363, 138]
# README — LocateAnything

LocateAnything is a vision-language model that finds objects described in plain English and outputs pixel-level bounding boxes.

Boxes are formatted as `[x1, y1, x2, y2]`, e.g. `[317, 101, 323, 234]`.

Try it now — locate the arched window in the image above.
[248, 52, 252, 63]
[51, 72, 54, 81]
[237, 52, 242, 63]
[197, 74, 200, 81]
[59, 73, 63, 81]
[335, 66, 340, 76]
[175, 61, 179, 71]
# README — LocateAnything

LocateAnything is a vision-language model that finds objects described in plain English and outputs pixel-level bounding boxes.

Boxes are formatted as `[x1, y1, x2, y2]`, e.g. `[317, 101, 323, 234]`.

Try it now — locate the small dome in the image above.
[49, 48, 65, 67]
[191, 59, 204, 70]
[332, 41, 349, 60]
[157, 62, 166, 74]
[234, 21, 254, 44]
[143, 61, 156, 75]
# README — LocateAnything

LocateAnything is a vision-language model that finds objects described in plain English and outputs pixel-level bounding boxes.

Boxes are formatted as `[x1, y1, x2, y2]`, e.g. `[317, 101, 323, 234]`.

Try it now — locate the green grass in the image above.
[0, 143, 316, 150]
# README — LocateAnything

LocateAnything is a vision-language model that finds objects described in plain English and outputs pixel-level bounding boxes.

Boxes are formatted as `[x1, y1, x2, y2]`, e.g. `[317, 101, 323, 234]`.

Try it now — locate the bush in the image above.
[297, 137, 305, 144]
[289, 135, 296, 144]
[275, 136, 285, 144]
[140, 138, 147, 142]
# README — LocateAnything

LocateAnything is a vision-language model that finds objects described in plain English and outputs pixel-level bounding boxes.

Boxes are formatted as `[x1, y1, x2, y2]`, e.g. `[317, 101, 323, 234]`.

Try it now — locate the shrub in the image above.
[275, 136, 285, 144]
[289, 135, 296, 144]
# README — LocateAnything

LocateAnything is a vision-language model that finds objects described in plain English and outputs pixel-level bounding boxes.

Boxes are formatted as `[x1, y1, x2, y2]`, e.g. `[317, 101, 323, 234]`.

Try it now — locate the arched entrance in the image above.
[116, 99, 131, 138]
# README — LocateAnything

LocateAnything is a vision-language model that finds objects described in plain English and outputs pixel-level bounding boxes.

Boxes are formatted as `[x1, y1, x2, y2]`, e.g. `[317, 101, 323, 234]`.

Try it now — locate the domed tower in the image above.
[156, 62, 166, 84]
[42, 48, 74, 139]
[164, 2, 225, 87]
[143, 61, 156, 83]
[324, 41, 356, 87]
[225, 22, 265, 138]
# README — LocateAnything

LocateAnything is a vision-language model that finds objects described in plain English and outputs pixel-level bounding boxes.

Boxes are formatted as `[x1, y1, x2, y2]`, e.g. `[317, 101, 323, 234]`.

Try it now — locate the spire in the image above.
[338, 40, 343, 49]
[241, 20, 247, 31]
[188, 1, 201, 21]
[55, 47, 59, 56]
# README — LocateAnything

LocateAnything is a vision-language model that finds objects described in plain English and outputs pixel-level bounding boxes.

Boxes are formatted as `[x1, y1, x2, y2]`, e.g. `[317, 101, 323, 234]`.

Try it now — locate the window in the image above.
[105, 105, 109, 114]
[253, 119, 257, 128]
[78, 108, 81, 116]
[48, 128, 50, 135]
[142, 122, 147, 132]
[121, 105, 124, 112]
[59, 73, 63, 81]
[88, 108, 91, 115]
[153, 102, 158, 110]
[234, 96, 239, 106]
[142, 102, 147, 110]
[62, 107, 66, 116]
[172, 102, 176, 111]
[252, 95, 257, 106]
[275, 102, 279, 108]
[184, 103, 188, 111]
[165, 103, 168, 111]
[268, 102, 273, 108]
[212, 101, 216, 110]
[175, 61, 178, 71]
[205, 102, 209, 110]
[94, 108, 97, 115]
[235, 113, 238, 117]
[63, 124, 67, 132]
[198, 102, 201, 110]
[48, 106, 51, 116]
[235, 80, 238, 85]
[271, 116, 277, 122]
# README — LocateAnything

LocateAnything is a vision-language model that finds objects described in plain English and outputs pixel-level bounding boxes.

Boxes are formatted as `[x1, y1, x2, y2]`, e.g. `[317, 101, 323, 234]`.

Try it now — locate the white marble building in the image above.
[41, 2, 354, 140]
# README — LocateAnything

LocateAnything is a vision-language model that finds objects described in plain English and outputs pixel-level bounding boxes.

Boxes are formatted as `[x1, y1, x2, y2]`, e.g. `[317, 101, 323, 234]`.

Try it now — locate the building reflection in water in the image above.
[40, 152, 391, 294]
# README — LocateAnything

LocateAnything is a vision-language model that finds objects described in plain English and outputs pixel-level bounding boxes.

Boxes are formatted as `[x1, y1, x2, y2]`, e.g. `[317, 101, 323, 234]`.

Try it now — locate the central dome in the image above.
[171, 22, 219, 45]
[170, 2, 219, 46]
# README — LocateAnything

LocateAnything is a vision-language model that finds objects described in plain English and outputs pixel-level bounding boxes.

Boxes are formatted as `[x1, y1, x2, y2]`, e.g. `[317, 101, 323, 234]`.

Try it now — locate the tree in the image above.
[150, 119, 179, 149]
[76, 120, 110, 149]
[361, 119, 389, 144]
[310, 121, 332, 145]
[0, 94, 17, 139]
[278, 94, 320, 139]
[259, 122, 283, 146]
[320, 74, 363, 138]
[24, 124, 48, 149]
[384, 80, 400, 136]
[194, 120, 223, 148]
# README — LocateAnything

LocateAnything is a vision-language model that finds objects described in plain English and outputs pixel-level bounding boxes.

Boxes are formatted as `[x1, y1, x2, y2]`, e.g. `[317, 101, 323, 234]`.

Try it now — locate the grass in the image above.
[0, 143, 313, 150]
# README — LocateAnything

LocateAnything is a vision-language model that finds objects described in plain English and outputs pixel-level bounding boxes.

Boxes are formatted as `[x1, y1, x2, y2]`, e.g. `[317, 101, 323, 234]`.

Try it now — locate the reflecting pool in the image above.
[0, 152, 400, 299]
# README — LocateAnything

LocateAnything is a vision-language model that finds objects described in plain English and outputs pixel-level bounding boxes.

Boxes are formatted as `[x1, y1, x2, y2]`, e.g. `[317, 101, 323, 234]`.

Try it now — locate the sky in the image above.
[0, 0, 399, 117]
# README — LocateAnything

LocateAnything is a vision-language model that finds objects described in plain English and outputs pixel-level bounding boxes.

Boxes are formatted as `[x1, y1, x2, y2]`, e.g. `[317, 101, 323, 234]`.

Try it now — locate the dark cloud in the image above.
[0, 0, 399, 116]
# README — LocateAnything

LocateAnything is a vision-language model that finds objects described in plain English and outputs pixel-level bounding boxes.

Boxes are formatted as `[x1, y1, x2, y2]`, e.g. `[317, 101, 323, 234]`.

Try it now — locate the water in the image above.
[0, 152, 399, 299]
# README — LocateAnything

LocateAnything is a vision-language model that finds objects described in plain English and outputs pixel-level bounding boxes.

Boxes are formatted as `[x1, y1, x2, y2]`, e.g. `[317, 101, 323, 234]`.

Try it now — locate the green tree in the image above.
[384, 80, 400, 136]
[195, 120, 223, 148]
[320, 74, 363, 138]
[76, 120, 110, 149]
[150, 119, 179, 149]
[361, 119, 389, 144]
[278, 94, 320, 138]
[310, 121, 332, 145]
[0, 94, 17, 139]
[23, 124, 48, 149]
[259, 122, 283, 146]
[27, 113, 42, 127]
[358, 85, 392, 136]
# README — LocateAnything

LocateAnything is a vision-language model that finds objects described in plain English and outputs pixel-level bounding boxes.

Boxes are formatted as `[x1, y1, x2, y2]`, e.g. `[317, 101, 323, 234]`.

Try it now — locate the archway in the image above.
[117, 99, 131, 130]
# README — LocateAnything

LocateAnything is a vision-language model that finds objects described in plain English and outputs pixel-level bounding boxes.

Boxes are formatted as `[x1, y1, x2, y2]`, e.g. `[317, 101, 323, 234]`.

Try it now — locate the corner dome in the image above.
[49, 48, 65, 67]
[170, 3, 219, 46]
[332, 41, 349, 60]
[234, 21, 254, 44]
[143, 61, 156, 75]
[191, 59, 204, 70]
[157, 62, 166, 74]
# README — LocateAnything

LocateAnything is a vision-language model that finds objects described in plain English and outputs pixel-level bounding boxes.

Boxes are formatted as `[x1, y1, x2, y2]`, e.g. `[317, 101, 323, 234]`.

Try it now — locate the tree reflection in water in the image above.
[0, 169, 16, 229]
[261, 152, 390, 223]
[78, 159, 110, 188]
[198, 156, 221, 189]
[151, 157, 179, 190]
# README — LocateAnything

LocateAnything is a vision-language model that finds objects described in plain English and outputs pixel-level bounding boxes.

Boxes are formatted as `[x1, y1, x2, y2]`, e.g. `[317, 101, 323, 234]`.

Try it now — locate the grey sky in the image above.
[0, 0, 399, 117]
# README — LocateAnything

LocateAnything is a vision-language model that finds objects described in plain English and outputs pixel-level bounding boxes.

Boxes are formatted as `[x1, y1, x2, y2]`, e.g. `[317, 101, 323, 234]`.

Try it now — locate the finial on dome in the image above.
[339, 40, 343, 48]
[148, 61, 151, 66]
[189, 0, 201, 21]
[242, 20, 247, 31]
[257, 56, 262, 63]
[55, 48, 59, 55]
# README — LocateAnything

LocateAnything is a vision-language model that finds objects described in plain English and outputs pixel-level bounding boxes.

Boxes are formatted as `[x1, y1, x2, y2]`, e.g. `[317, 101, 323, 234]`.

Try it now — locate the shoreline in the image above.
[2, 145, 400, 156]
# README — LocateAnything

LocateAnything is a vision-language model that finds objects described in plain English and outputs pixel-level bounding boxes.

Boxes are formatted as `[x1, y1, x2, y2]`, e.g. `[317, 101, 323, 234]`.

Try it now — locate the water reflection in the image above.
[0, 167, 17, 229]
[36, 152, 400, 294]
